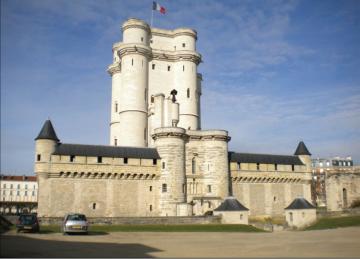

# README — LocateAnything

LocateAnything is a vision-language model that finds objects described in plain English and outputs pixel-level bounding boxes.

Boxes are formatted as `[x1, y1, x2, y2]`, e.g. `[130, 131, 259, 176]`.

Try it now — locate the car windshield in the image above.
[19, 215, 36, 224]
[67, 214, 86, 221]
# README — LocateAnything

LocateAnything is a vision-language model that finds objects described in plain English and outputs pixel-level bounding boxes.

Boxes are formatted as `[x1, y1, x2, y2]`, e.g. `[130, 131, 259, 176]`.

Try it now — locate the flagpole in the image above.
[150, 9, 154, 27]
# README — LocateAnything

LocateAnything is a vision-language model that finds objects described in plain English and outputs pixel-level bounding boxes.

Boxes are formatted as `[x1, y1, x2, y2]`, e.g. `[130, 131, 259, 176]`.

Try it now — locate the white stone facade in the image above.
[35, 18, 313, 219]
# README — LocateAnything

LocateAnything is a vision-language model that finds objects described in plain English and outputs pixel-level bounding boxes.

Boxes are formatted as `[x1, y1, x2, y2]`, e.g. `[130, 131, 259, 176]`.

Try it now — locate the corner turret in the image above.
[294, 141, 312, 172]
[34, 120, 59, 175]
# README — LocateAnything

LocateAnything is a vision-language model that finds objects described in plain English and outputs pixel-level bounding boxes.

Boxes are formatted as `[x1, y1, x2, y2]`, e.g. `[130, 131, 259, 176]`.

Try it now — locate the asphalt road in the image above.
[1, 227, 360, 258]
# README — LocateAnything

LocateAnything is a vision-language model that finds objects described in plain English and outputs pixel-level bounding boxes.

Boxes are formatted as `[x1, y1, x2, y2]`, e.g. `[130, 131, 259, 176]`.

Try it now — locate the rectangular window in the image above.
[150, 205, 152, 211]
[152, 64, 155, 70]
[187, 88, 190, 98]
[124, 157, 128, 164]
[70, 155, 75, 162]
[275, 163, 278, 170]
[37, 154, 41, 161]
[182, 43, 186, 47]
[32, 191, 35, 196]
[25, 191, 27, 196]
[25, 184, 28, 189]
[162, 184, 167, 193]
[256, 163, 260, 170]
[153, 159, 157, 165]
[183, 65, 185, 71]
[131, 59, 133, 66]
[115, 102, 118, 112]
[10, 191, 12, 196]
[17, 191, 20, 196]
[2, 190, 5, 195]
[149, 186, 152, 192]
[291, 164, 295, 171]
[17, 184, 20, 189]
[141, 37, 144, 42]
[207, 185, 212, 193]
[97, 156, 102, 163]
[10, 184, 13, 189]
[167, 65, 171, 71]
[3, 184, 6, 188]
[162, 162, 165, 169]
[114, 139, 117, 146]
[237, 162, 241, 170]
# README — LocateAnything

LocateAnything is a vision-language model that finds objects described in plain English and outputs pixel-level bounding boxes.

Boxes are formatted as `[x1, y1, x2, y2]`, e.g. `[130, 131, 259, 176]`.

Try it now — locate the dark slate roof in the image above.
[285, 198, 315, 210]
[294, 141, 311, 156]
[52, 143, 160, 159]
[214, 197, 249, 211]
[35, 120, 59, 141]
[229, 152, 304, 165]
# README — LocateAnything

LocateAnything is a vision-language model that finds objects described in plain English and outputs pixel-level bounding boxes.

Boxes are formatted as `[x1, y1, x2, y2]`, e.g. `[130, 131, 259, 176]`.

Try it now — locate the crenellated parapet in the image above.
[151, 27, 197, 40]
[152, 127, 188, 141]
[187, 130, 231, 142]
[107, 62, 121, 76]
[122, 18, 151, 33]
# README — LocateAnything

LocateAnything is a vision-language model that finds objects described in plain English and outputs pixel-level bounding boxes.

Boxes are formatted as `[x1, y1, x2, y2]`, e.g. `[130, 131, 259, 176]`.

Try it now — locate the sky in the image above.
[1, 0, 360, 175]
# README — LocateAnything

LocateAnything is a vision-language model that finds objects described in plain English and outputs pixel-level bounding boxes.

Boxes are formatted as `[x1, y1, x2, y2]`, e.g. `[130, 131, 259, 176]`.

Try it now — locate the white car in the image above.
[63, 213, 89, 234]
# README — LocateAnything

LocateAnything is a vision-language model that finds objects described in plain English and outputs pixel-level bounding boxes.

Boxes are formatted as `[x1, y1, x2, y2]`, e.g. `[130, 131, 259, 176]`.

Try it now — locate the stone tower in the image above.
[153, 127, 189, 216]
[108, 19, 152, 147]
[34, 120, 59, 217]
[108, 18, 202, 147]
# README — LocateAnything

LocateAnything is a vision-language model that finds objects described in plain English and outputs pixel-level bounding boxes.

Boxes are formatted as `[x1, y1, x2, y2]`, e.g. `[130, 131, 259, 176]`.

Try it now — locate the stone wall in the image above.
[38, 216, 221, 225]
[232, 182, 311, 216]
[38, 178, 160, 217]
[326, 173, 360, 211]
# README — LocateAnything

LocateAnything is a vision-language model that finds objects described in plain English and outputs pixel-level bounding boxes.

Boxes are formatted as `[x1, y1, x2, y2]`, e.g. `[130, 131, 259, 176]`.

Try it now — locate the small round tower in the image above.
[34, 120, 59, 217]
[34, 120, 59, 177]
[294, 141, 312, 172]
[152, 127, 187, 216]
[109, 18, 152, 147]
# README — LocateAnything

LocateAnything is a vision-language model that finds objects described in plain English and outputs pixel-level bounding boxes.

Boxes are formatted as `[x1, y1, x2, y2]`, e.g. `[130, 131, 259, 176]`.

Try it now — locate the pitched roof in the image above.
[285, 198, 315, 210]
[52, 143, 161, 159]
[229, 152, 304, 165]
[0, 175, 37, 182]
[35, 120, 59, 142]
[214, 197, 249, 211]
[294, 141, 311, 156]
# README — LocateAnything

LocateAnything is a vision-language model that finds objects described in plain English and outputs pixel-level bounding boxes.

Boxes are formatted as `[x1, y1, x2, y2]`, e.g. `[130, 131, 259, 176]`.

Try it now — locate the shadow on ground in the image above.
[0, 235, 161, 258]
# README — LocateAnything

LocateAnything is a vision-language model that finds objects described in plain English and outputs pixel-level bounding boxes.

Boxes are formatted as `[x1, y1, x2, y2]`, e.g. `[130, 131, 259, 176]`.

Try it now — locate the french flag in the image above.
[153, 1, 166, 14]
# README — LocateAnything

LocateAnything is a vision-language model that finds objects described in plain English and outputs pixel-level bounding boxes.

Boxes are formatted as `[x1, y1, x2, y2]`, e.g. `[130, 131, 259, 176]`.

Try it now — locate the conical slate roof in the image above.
[285, 198, 315, 210]
[294, 141, 311, 156]
[214, 197, 249, 211]
[35, 120, 59, 142]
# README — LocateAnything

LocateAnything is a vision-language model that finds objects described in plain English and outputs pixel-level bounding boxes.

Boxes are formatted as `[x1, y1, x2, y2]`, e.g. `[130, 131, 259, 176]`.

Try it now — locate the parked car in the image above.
[16, 214, 40, 233]
[63, 213, 89, 234]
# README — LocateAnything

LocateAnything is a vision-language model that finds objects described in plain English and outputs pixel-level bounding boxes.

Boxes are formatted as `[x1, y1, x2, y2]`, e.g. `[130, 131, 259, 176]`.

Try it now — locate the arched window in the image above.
[343, 188, 348, 208]
[192, 157, 196, 174]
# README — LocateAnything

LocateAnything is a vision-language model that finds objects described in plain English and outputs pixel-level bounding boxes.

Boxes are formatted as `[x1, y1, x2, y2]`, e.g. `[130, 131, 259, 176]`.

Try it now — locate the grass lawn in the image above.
[38, 224, 264, 233]
[305, 216, 360, 231]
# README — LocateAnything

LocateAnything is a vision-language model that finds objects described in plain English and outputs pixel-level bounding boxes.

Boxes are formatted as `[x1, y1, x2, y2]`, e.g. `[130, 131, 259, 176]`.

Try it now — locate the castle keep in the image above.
[35, 18, 312, 219]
